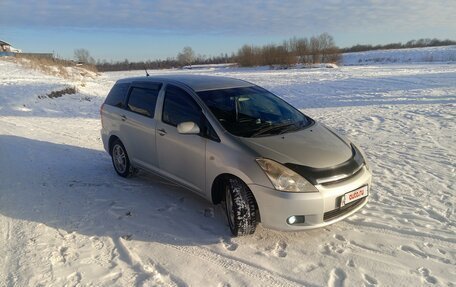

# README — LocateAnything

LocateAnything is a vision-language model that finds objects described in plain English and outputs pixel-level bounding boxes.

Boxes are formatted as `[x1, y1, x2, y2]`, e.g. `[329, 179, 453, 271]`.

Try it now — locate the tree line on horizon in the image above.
[93, 36, 455, 71]
[236, 33, 339, 67]
[95, 53, 233, 72]
[342, 38, 456, 53]
[95, 33, 339, 71]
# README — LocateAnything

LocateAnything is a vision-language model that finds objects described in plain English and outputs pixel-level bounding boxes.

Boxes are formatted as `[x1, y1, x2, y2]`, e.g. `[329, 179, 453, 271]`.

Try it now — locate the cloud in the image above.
[1, 0, 455, 37]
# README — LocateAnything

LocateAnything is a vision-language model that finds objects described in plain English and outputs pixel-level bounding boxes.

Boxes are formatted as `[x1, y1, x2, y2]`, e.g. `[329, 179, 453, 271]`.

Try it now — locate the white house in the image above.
[0, 40, 22, 53]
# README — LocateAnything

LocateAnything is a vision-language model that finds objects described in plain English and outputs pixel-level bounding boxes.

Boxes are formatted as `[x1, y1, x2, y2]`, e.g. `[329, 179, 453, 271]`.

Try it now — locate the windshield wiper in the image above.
[278, 121, 307, 134]
[251, 122, 296, 137]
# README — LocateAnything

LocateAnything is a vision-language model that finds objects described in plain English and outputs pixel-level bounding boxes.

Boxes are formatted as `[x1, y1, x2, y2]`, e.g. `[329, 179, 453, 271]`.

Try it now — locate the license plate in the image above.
[341, 186, 368, 207]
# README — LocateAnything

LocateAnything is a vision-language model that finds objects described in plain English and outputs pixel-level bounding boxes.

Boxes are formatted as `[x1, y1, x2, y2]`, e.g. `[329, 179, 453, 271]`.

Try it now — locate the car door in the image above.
[121, 82, 162, 170]
[155, 84, 206, 194]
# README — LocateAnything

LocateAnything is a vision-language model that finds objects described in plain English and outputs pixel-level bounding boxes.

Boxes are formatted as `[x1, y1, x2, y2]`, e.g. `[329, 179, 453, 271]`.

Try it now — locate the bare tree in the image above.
[236, 45, 258, 67]
[74, 48, 95, 64]
[260, 44, 294, 66]
[309, 36, 322, 64]
[235, 34, 341, 67]
[288, 37, 309, 64]
[318, 33, 339, 63]
[177, 46, 195, 66]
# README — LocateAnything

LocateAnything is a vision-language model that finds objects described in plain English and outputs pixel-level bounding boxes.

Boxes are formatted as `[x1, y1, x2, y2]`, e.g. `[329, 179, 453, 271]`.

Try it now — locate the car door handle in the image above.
[120, 115, 127, 121]
[158, 128, 167, 136]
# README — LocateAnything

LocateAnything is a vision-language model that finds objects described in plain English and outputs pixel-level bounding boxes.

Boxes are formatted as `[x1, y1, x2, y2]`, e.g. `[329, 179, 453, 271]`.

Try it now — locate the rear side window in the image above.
[105, 83, 130, 108]
[162, 85, 202, 127]
[127, 87, 160, 118]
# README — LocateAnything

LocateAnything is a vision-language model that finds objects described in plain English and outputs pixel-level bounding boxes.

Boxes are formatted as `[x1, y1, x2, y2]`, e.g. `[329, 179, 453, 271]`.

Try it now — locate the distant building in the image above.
[0, 40, 22, 53]
[0, 40, 12, 52]
[1, 40, 54, 58]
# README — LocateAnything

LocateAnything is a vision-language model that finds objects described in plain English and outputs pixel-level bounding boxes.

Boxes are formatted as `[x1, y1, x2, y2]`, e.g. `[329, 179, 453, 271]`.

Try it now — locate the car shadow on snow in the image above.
[0, 135, 233, 245]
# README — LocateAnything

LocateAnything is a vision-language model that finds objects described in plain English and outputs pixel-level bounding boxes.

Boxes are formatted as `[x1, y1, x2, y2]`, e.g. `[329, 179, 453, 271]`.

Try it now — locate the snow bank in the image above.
[342, 45, 456, 65]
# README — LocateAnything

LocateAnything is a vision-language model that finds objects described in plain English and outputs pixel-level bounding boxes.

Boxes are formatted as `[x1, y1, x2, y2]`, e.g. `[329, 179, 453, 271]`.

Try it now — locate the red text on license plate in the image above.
[341, 186, 368, 207]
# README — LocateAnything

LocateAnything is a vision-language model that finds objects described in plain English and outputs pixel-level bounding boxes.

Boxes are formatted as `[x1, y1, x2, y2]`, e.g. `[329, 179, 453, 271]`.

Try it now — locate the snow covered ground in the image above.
[0, 57, 455, 287]
[342, 45, 456, 65]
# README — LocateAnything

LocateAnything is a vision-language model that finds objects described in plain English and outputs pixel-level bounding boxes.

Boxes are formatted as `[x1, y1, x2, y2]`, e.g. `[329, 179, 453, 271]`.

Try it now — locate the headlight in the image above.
[256, 158, 318, 193]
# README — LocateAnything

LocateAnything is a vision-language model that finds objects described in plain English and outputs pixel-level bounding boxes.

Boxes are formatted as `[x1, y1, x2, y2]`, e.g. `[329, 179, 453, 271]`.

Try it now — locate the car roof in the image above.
[116, 74, 254, 92]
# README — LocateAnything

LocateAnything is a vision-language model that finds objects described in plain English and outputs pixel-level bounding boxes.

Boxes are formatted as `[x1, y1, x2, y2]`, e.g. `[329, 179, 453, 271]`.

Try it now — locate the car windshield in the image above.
[197, 86, 312, 137]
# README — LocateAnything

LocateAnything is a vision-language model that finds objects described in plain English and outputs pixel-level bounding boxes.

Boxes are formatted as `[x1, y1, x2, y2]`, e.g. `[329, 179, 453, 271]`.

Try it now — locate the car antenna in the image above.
[144, 66, 150, 77]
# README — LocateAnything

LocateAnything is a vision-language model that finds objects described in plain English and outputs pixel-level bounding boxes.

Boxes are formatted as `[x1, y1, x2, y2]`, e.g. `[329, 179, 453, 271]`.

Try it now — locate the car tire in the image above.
[110, 139, 135, 178]
[224, 177, 257, 236]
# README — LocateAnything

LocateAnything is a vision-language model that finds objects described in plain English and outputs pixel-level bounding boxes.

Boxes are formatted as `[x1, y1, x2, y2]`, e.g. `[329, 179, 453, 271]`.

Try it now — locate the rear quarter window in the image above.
[105, 83, 130, 108]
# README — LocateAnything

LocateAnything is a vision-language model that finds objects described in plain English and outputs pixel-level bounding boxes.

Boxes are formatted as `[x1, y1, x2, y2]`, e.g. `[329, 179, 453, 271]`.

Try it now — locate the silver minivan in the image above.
[100, 75, 372, 236]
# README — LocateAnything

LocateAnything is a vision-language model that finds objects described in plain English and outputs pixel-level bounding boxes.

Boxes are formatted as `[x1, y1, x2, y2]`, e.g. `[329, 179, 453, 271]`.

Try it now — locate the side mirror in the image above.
[177, 121, 200, 135]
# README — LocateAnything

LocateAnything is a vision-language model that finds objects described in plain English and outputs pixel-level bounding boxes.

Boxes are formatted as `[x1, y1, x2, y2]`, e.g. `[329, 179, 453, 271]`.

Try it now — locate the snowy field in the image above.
[0, 58, 455, 286]
[342, 45, 456, 66]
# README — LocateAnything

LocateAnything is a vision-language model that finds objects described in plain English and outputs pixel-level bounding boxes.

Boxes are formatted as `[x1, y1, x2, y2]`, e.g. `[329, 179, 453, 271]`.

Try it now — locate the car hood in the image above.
[239, 122, 353, 168]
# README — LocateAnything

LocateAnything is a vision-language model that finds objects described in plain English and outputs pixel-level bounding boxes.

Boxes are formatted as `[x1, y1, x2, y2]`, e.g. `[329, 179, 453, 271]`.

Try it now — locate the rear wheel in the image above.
[224, 177, 257, 236]
[110, 139, 135, 177]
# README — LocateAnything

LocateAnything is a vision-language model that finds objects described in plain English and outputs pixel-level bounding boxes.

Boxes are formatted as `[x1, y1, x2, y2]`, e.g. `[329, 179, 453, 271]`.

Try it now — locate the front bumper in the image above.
[248, 166, 372, 231]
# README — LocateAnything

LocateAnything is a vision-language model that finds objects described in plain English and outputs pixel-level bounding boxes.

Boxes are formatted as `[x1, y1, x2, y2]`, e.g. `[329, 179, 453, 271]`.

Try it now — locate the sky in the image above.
[1, 0, 455, 62]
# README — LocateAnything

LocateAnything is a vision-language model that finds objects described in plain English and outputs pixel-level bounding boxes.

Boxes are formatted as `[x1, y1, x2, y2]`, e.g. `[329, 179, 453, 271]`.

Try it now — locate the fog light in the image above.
[287, 216, 297, 224]
[287, 215, 305, 225]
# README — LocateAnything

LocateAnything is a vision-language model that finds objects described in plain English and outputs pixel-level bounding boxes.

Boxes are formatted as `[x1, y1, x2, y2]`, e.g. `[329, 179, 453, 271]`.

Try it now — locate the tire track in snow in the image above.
[164, 243, 306, 287]
[344, 219, 456, 244]
[112, 232, 308, 287]
[111, 237, 184, 287]
[136, 231, 313, 287]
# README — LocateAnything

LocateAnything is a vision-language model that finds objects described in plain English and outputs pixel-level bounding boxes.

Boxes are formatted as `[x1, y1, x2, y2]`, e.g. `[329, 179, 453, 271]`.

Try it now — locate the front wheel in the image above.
[110, 139, 136, 177]
[224, 177, 258, 236]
